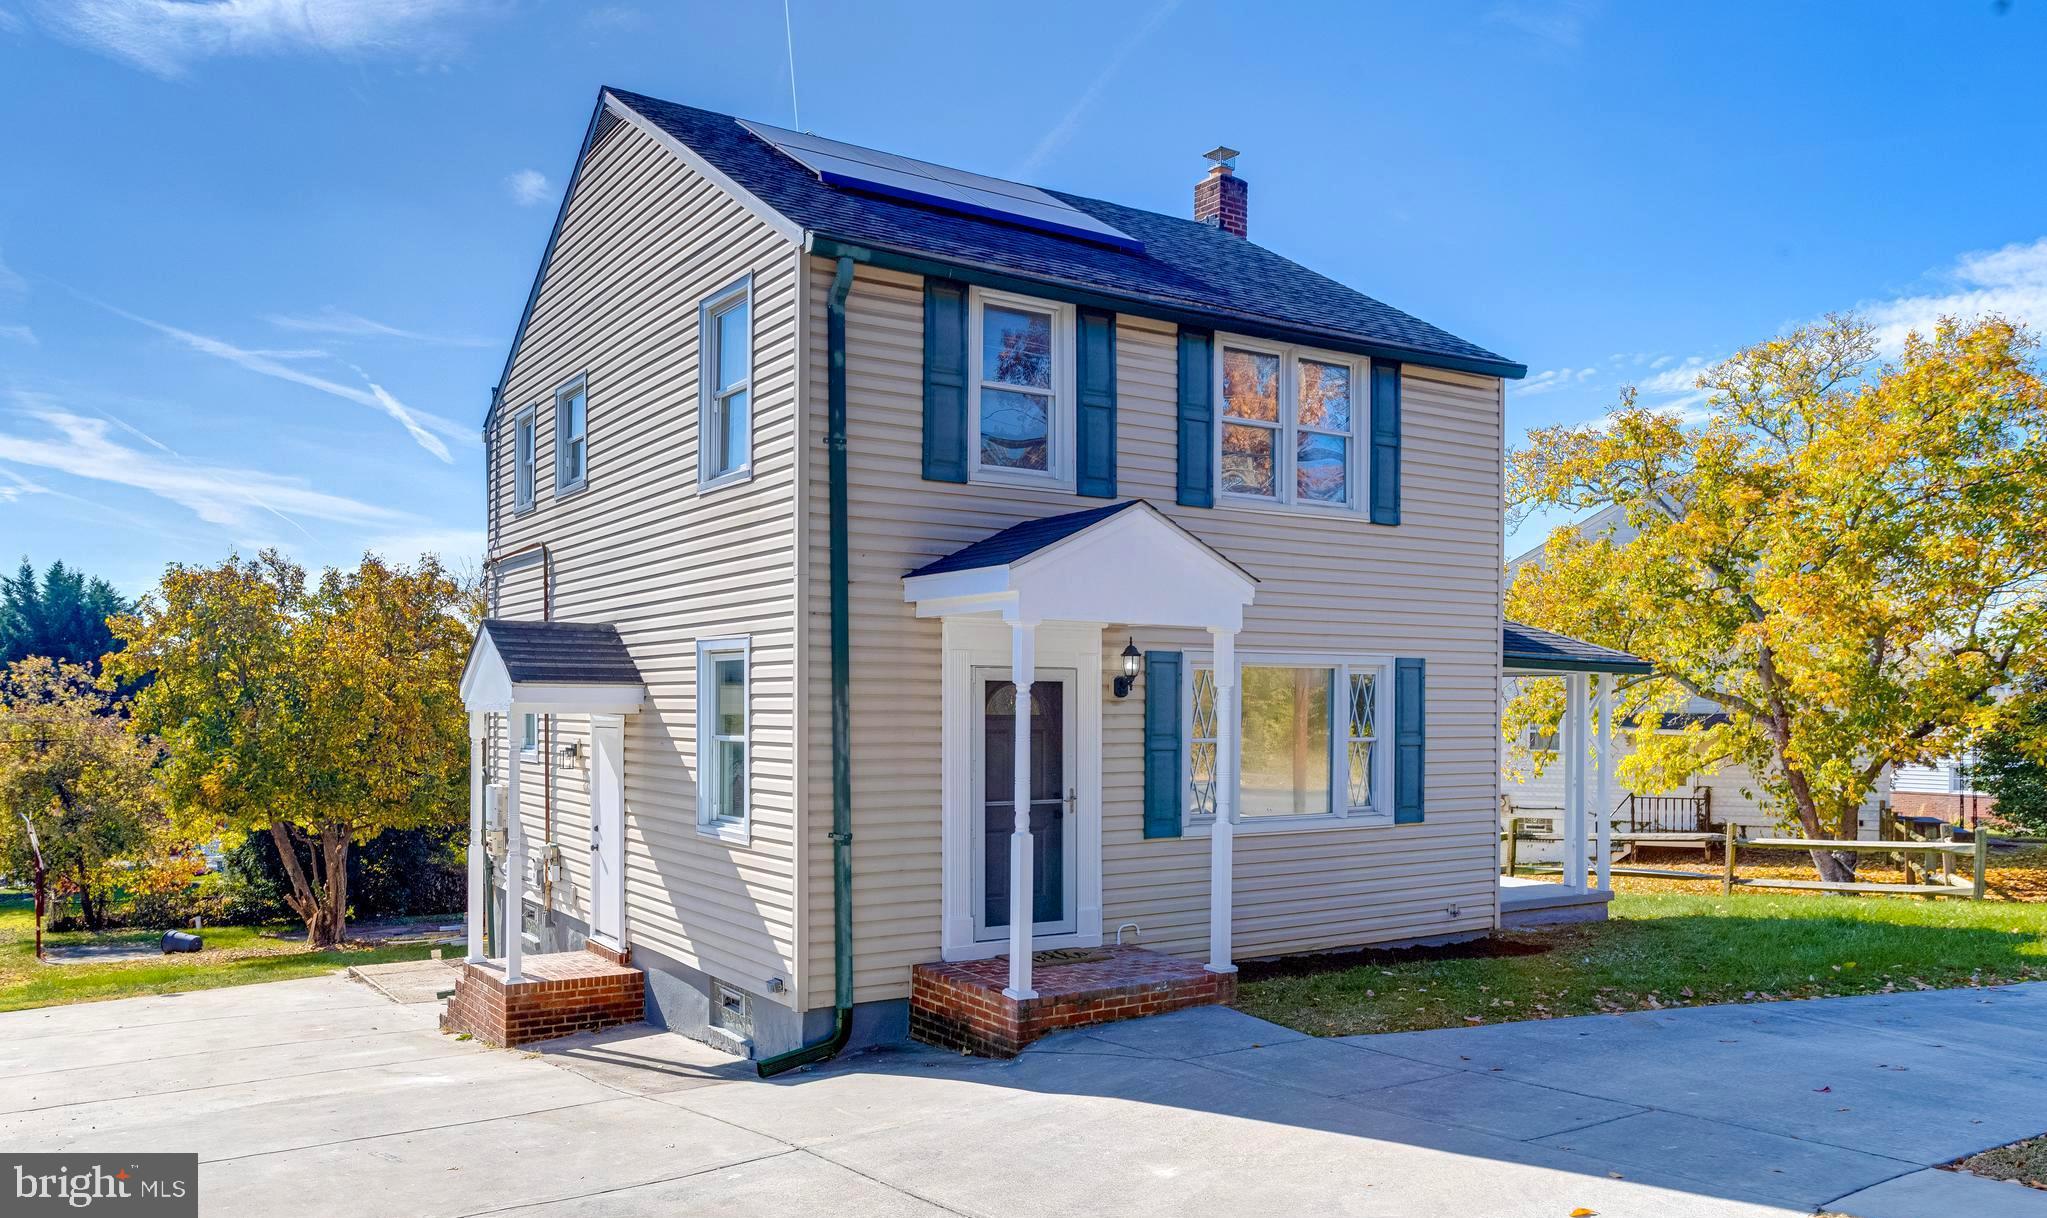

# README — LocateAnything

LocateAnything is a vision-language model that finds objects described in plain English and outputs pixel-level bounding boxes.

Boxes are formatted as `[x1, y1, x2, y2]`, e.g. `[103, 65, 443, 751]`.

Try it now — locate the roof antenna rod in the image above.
[782, 0, 802, 130]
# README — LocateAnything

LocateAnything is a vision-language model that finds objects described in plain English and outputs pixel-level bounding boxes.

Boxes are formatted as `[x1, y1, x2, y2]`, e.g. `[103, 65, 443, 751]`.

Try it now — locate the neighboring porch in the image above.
[1498, 621, 1654, 929]
[901, 501, 1258, 1052]
[443, 619, 649, 1046]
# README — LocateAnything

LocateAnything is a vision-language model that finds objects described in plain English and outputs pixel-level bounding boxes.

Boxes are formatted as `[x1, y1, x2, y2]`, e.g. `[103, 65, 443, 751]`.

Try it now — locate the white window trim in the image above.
[553, 374, 589, 498]
[698, 276, 755, 491]
[967, 287, 1076, 489]
[519, 711, 539, 758]
[696, 636, 752, 845]
[1212, 335, 1368, 515]
[512, 406, 537, 515]
[1182, 649, 1396, 835]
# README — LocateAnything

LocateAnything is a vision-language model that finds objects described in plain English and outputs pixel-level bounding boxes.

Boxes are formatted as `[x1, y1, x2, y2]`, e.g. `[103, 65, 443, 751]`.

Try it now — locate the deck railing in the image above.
[1618, 788, 1712, 833]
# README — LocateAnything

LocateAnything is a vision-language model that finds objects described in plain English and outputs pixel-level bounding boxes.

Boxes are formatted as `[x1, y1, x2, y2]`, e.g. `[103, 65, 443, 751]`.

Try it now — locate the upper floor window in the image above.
[1216, 339, 1364, 512]
[1186, 655, 1392, 827]
[554, 377, 588, 495]
[512, 408, 536, 513]
[970, 288, 1072, 485]
[700, 278, 752, 487]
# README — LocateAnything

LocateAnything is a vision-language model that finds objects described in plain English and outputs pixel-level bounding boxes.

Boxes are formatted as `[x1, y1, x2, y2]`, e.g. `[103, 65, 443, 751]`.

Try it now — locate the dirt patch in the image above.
[1950, 1134, 2047, 1189]
[1236, 934, 1552, 983]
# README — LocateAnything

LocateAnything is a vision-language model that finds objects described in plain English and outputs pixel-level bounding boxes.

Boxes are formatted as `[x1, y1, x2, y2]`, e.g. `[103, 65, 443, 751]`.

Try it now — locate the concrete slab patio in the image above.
[0, 972, 2042, 1216]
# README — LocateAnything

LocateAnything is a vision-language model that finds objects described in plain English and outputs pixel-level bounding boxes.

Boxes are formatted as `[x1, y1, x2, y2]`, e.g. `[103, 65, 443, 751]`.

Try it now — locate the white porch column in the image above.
[466, 713, 486, 965]
[1207, 628, 1239, 974]
[1563, 674, 1589, 892]
[1004, 622, 1038, 1000]
[1595, 673, 1614, 892]
[504, 701, 526, 983]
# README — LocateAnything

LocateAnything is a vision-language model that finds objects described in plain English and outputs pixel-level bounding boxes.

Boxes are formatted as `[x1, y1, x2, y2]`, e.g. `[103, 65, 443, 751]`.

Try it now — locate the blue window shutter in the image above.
[1370, 360, 1402, 525]
[922, 279, 969, 483]
[1176, 328, 1214, 507]
[1143, 651, 1184, 838]
[1395, 657, 1425, 823]
[1075, 308, 1118, 498]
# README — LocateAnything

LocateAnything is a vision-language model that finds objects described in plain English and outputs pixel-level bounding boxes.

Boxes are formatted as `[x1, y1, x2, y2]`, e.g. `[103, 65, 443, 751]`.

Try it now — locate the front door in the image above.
[972, 669, 1077, 942]
[588, 716, 625, 948]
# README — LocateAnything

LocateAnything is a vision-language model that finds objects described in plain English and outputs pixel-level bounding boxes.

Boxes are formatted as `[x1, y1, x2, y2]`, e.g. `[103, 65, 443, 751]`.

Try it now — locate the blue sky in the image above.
[2, 1, 2044, 594]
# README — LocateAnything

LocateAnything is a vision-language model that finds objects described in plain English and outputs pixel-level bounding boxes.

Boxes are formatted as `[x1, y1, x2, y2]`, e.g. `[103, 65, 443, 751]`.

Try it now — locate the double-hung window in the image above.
[700, 279, 752, 486]
[553, 377, 588, 495]
[969, 288, 1072, 485]
[1217, 339, 1364, 511]
[697, 637, 750, 842]
[512, 408, 536, 512]
[1187, 656, 1392, 826]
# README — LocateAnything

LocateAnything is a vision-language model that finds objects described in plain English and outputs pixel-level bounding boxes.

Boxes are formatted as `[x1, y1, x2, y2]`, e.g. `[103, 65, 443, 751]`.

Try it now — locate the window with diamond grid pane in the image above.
[1347, 672, 1376, 810]
[1188, 667, 1217, 818]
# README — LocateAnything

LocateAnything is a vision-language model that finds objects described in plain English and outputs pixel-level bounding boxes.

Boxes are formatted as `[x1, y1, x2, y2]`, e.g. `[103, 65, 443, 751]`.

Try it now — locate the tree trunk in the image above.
[75, 861, 101, 932]
[318, 826, 350, 948]
[268, 822, 343, 947]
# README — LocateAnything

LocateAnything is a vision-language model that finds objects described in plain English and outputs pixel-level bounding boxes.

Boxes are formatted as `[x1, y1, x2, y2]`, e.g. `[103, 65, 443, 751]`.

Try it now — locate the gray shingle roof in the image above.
[907, 501, 1142, 578]
[1503, 620, 1652, 675]
[603, 89, 1523, 379]
[481, 619, 643, 685]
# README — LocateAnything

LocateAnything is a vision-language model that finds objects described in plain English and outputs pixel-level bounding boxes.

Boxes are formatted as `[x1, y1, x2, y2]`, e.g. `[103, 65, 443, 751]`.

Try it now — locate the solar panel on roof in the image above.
[737, 118, 1142, 254]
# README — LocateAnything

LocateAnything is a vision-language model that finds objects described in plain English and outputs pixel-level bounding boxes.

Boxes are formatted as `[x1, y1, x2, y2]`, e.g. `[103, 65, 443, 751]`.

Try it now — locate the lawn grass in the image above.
[0, 890, 443, 1012]
[1236, 887, 2047, 1037]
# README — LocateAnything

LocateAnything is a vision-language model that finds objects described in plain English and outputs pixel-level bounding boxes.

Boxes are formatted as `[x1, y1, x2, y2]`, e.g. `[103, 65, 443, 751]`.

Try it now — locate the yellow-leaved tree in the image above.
[107, 552, 471, 946]
[1507, 315, 2047, 882]
[0, 657, 165, 930]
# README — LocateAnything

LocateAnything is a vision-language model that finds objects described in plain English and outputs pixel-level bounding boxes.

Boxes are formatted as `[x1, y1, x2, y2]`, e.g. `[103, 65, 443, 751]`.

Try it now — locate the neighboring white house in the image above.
[450, 87, 1641, 1060]
[1502, 507, 1891, 841]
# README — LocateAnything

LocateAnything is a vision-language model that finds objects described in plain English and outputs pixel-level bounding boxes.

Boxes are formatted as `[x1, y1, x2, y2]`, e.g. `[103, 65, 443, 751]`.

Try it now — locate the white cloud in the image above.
[506, 168, 551, 207]
[96, 298, 459, 462]
[359, 525, 486, 564]
[1861, 236, 2047, 353]
[1515, 366, 1600, 397]
[34, 0, 482, 78]
[267, 307, 490, 347]
[0, 323, 35, 344]
[1010, 0, 1181, 180]
[0, 406, 411, 532]
[1486, 0, 1595, 50]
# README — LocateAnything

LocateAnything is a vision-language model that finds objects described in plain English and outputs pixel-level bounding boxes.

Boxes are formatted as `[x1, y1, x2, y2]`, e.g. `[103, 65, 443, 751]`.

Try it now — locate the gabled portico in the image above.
[447, 620, 649, 1045]
[903, 500, 1257, 1007]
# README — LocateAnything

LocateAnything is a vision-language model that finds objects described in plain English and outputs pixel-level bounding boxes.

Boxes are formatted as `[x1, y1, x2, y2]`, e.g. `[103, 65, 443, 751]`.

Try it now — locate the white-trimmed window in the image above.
[697, 637, 751, 841]
[969, 288, 1073, 485]
[1216, 338, 1365, 511]
[700, 278, 752, 487]
[512, 408, 537, 512]
[520, 712, 539, 756]
[1186, 655, 1393, 825]
[1523, 724, 1560, 752]
[553, 377, 588, 495]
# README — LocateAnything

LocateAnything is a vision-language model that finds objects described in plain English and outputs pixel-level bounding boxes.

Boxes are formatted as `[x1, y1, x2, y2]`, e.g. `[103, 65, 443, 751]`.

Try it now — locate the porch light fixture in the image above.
[1113, 637, 1142, 699]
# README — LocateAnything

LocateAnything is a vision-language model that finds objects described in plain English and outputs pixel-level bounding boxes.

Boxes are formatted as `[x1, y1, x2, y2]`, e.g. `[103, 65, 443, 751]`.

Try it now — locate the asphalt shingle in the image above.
[604, 88, 1522, 378]
[482, 619, 643, 686]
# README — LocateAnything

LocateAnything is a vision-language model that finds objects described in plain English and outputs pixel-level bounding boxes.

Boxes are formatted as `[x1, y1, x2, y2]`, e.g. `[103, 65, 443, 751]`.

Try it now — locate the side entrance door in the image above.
[588, 714, 626, 948]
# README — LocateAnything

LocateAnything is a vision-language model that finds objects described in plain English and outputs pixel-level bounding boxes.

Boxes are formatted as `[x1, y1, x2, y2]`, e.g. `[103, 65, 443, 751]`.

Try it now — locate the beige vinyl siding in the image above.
[803, 261, 1504, 1008]
[485, 116, 805, 1008]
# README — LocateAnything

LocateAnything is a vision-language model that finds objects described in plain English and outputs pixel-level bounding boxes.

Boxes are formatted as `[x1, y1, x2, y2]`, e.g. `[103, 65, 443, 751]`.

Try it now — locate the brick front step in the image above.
[911, 946, 1235, 1057]
[440, 946, 644, 1047]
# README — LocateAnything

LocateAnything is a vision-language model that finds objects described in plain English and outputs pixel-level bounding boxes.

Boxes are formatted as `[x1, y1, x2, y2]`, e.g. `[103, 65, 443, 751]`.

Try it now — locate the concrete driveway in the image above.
[3, 975, 2045, 1217]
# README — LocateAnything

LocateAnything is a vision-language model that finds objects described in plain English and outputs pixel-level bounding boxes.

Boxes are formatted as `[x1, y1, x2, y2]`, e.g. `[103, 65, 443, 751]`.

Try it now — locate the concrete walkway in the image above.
[1, 975, 2043, 1216]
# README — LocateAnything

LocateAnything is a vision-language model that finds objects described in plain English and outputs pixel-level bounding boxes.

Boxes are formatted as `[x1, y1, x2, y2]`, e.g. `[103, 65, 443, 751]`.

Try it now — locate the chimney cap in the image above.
[1202, 146, 1241, 171]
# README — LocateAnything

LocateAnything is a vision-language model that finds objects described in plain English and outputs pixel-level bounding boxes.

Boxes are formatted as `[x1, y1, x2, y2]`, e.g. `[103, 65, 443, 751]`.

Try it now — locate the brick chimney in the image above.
[1194, 146, 1247, 239]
